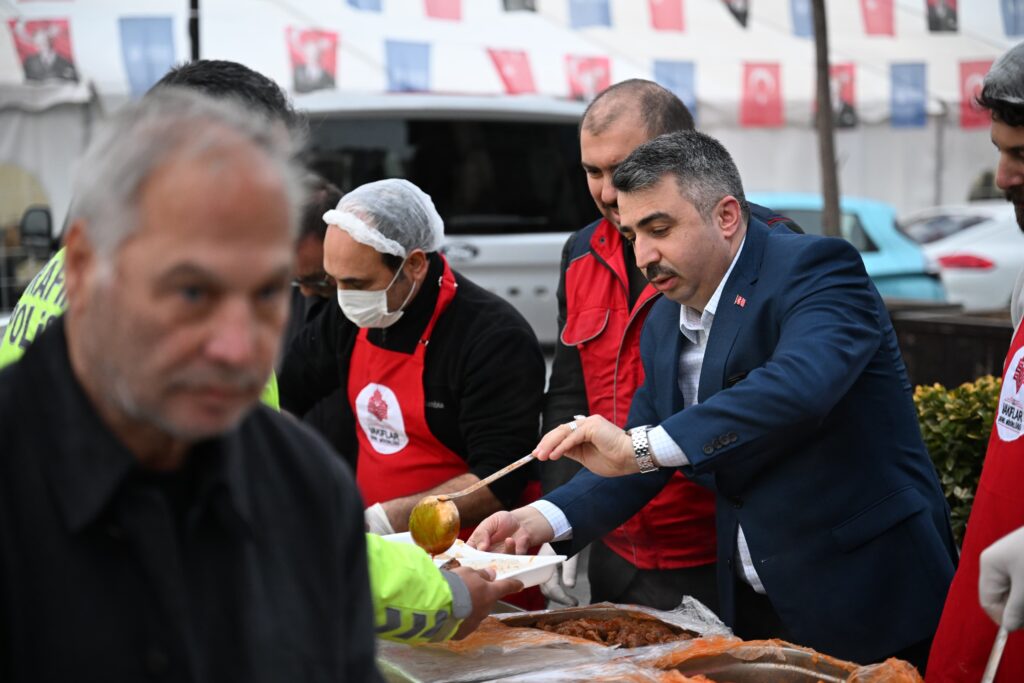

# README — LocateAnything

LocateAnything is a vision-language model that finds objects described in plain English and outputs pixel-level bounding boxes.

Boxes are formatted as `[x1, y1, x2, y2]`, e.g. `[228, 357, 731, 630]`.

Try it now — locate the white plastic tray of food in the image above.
[383, 532, 566, 589]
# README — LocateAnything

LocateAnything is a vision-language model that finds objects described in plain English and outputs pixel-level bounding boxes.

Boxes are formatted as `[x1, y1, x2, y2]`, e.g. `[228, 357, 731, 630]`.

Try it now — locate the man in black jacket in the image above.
[282, 176, 352, 463]
[0, 89, 380, 682]
[280, 178, 546, 538]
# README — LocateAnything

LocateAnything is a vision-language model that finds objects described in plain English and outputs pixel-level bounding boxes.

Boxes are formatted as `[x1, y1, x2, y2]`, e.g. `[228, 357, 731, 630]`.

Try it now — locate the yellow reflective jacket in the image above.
[0, 248, 67, 369]
[366, 534, 466, 643]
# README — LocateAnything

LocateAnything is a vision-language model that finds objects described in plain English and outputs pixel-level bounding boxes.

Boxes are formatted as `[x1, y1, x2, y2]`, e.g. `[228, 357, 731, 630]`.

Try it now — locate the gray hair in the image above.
[69, 87, 307, 256]
[612, 131, 749, 224]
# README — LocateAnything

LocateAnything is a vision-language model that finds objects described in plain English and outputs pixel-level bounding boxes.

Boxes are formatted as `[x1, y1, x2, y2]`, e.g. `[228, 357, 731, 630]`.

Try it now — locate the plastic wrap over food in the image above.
[378, 611, 922, 682]
[489, 660, 713, 682]
[377, 598, 728, 683]
[646, 637, 922, 682]
[848, 658, 924, 683]
[377, 619, 610, 683]
[493, 598, 732, 640]
[490, 643, 923, 682]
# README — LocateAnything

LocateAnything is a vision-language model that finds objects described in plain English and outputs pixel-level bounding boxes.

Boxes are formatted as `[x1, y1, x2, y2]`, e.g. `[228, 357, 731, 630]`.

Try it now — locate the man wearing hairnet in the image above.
[927, 42, 1024, 681]
[279, 179, 546, 551]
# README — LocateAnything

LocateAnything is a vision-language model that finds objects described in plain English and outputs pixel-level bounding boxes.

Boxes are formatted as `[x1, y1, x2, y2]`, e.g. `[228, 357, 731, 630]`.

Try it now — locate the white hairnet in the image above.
[985, 42, 1024, 107]
[322, 179, 444, 258]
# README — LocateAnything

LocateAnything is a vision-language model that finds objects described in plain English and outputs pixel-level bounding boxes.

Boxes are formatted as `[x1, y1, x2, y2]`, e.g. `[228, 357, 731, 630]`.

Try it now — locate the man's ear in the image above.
[405, 249, 430, 281]
[715, 196, 743, 238]
[62, 220, 95, 311]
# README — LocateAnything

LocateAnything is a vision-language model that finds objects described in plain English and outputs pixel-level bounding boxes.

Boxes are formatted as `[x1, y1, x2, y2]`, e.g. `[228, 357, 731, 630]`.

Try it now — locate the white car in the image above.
[306, 94, 591, 346]
[900, 201, 1023, 310]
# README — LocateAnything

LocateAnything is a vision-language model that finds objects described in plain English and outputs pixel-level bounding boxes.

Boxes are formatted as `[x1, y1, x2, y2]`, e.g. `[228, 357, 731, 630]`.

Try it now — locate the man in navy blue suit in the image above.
[469, 131, 957, 670]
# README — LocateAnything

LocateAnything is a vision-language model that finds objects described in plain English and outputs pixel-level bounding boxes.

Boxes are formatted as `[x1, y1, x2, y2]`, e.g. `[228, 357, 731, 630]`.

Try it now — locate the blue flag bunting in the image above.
[653, 60, 696, 122]
[348, 0, 382, 10]
[386, 40, 430, 92]
[891, 63, 927, 128]
[119, 17, 176, 98]
[1002, 0, 1024, 36]
[569, 0, 612, 28]
[791, 0, 813, 38]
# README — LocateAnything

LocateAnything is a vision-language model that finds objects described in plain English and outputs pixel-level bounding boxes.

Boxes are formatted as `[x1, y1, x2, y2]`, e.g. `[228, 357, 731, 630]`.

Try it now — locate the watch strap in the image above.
[629, 425, 658, 474]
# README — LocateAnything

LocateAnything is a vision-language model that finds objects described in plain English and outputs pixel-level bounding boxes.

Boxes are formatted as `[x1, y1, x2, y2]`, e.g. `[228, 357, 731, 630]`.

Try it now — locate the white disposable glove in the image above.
[540, 553, 579, 607]
[364, 503, 395, 536]
[979, 525, 1024, 631]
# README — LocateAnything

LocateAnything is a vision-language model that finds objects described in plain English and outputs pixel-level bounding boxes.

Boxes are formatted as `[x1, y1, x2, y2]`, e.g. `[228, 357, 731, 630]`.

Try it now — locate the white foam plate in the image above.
[383, 532, 566, 589]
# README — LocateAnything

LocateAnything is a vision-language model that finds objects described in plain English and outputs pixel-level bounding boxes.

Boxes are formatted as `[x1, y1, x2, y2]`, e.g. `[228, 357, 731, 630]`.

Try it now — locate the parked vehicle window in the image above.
[771, 208, 878, 253]
[308, 117, 596, 236]
[897, 214, 988, 244]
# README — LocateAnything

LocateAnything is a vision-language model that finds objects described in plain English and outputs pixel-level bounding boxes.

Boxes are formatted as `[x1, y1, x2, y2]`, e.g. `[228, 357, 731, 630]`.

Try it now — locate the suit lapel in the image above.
[667, 315, 686, 415]
[697, 219, 769, 403]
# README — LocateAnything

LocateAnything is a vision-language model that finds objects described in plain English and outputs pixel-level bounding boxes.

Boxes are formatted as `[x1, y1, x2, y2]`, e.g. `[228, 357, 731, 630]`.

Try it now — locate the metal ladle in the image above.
[408, 453, 535, 555]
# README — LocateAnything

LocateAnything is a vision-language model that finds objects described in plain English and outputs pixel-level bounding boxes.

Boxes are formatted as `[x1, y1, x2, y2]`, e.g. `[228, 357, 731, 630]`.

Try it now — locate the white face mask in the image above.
[336, 259, 417, 329]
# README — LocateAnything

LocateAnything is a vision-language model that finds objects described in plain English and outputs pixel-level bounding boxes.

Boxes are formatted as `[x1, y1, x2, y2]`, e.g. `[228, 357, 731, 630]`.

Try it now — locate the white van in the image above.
[305, 94, 593, 346]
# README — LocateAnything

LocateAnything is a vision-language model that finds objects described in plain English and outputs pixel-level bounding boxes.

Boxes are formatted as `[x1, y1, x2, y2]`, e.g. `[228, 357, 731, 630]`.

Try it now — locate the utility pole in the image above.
[812, 0, 840, 237]
[189, 0, 200, 60]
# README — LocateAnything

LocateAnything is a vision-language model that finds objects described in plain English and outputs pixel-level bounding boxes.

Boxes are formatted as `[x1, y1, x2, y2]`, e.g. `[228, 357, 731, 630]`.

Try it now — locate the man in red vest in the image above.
[541, 80, 796, 610]
[927, 42, 1024, 682]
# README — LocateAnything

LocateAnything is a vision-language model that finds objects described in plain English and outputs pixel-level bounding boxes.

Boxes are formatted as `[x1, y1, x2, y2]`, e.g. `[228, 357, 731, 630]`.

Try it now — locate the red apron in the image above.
[347, 258, 545, 609]
[348, 259, 469, 511]
[927, 322, 1024, 681]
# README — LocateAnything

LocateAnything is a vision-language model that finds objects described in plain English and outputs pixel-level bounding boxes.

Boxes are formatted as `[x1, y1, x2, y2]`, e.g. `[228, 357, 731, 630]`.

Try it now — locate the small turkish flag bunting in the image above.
[734, 295, 746, 307]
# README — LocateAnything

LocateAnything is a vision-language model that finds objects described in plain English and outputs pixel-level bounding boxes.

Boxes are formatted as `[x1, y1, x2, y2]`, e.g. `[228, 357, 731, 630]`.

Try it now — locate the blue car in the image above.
[747, 193, 946, 301]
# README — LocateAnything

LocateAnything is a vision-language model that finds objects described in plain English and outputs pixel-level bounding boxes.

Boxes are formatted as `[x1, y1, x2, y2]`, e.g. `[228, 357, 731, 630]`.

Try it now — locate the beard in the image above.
[75, 281, 263, 444]
[1008, 188, 1024, 233]
[116, 364, 265, 442]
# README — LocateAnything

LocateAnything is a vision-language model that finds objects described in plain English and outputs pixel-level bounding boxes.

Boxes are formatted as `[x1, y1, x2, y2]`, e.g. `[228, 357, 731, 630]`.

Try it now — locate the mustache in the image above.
[645, 263, 679, 281]
[166, 366, 266, 394]
[1006, 188, 1024, 204]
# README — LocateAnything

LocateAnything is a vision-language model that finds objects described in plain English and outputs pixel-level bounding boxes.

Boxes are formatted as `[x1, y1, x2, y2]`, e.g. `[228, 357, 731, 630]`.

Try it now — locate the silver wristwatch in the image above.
[628, 425, 659, 474]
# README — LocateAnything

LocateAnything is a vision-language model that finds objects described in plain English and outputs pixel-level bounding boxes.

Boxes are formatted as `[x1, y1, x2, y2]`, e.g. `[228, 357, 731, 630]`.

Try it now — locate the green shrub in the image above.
[914, 375, 1001, 544]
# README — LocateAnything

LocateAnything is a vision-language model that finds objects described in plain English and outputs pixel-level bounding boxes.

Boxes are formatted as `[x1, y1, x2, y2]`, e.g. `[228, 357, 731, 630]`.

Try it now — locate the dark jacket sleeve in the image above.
[539, 232, 587, 494]
[460, 315, 546, 508]
[279, 303, 348, 417]
[547, 468, 675, 558]
[331, 454, 383, 682]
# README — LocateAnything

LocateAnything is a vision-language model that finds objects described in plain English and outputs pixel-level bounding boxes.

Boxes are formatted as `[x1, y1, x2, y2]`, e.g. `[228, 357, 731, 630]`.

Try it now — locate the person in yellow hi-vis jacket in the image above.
[0, 59, 522, 645]
[366, 534, 521, 642]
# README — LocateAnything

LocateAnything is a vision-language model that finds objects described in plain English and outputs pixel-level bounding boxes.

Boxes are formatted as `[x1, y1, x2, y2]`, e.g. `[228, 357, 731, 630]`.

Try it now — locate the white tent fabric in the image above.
[0, 0, 1020, 217]
[193, 0, 1017, 119]
[197, 0, 1019, 213]
[0, 1, 190, 100]
[0, 83, 98, 228]
[0, 1, 189, 228]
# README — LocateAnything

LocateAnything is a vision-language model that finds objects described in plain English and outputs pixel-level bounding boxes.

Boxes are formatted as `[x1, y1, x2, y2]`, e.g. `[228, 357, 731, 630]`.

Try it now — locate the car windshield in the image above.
[307, 117, 595, 235]
[771, 208, 877, 253]
[897, 214, 988, 244]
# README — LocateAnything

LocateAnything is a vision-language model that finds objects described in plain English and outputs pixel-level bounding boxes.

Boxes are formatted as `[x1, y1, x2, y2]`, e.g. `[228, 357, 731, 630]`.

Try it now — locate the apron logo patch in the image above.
[355, 383, 409, 455]
[997, 345, 1024, 442]
[368, 388, 389, 422]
